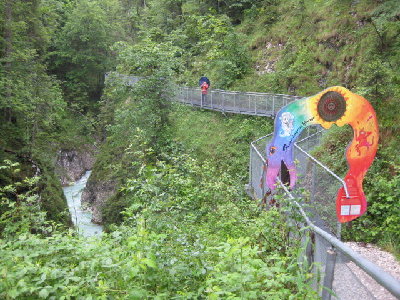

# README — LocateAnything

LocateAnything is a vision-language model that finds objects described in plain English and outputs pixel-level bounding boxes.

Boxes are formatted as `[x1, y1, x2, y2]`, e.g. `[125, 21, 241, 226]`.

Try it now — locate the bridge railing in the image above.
[105, 75, 302, 116]
[176, 86, 302, 116]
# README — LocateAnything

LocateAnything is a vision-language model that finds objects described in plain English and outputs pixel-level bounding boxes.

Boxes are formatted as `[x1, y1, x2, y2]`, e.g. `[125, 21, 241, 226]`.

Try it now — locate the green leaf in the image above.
[142, 257, 157, 269]
[39, 288, 49, 299]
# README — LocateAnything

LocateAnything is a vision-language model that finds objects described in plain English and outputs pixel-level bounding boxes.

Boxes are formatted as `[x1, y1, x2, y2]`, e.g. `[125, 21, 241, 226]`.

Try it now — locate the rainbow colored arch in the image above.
[265, 86, 379, 223]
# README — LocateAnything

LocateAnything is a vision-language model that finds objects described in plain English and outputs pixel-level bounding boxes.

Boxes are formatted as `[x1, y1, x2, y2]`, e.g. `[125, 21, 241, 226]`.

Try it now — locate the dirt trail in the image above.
[344, 242, 400, 300]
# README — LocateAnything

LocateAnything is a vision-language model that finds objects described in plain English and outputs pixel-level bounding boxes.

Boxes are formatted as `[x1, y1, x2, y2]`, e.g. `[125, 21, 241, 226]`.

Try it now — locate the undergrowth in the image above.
[0, 145, 318, 299]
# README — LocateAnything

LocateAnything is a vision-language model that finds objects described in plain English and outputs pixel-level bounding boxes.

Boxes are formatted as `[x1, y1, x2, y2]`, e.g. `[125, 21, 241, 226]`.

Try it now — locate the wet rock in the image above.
[56, 147, 96, 186]
[81, 179, 116, 224]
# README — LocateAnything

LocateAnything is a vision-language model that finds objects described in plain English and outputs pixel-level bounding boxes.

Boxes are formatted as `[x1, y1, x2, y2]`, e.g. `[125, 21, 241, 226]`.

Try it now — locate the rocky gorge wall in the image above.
[81, 179, 116, 224]
[56, 147, 96, 186]
[55, 145, 118, 224]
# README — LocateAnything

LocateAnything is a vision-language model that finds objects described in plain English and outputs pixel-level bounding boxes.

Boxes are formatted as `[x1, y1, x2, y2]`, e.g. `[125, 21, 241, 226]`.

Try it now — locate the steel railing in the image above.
[175, 86, 303, 117]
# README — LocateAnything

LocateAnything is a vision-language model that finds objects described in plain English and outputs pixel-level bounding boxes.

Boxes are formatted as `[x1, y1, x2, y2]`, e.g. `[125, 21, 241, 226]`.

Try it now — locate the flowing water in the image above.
[63, 171, 103, 237]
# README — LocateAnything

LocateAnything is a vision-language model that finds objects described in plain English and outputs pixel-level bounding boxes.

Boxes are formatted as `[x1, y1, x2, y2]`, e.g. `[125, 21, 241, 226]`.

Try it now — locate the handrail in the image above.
[279, 181, 400, 299]
[251, 133, 273, 148]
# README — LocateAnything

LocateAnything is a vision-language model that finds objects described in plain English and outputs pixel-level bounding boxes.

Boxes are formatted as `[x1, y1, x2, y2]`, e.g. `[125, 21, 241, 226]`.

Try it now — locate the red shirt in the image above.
[201, 82, 209, 94]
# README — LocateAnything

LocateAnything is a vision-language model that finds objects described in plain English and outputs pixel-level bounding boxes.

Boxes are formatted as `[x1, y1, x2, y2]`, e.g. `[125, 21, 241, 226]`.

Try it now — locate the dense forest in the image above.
[1, 0, 399, 298]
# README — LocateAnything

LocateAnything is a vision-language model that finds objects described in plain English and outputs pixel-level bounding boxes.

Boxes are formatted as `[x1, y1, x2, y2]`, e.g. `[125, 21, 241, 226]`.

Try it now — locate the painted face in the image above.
[266, 108, 305, 190]
[279, 112, 294, 137]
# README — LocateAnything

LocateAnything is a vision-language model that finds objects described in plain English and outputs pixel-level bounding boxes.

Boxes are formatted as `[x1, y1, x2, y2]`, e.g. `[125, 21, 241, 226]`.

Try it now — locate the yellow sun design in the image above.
[308, 86, 355, 129]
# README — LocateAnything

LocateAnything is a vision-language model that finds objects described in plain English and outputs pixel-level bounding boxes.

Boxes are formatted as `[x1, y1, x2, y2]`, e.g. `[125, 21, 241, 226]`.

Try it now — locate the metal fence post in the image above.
[306, 231, 314, 267]
[311, 163, 316, 203]
[249, 145, 253, 186]
[272, 95, 275, 115]
[322, 247, 337, 300]
[265, 96, 268, 116]
[336, 223, 342, 241]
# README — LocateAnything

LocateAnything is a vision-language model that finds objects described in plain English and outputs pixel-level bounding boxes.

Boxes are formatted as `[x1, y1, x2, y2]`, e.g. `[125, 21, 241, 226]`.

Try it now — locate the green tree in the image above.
[0, 0, 72, 228]
[111, 39, 181, 155]
[86, 39, 181, 223]
[0, 160, 49, 238]
[0, 0, 67, 154]
[49, 0, 126, 112]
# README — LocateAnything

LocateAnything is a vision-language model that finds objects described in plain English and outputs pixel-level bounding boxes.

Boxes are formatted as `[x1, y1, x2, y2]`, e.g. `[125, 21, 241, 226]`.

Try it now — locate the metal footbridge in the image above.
[107, 73, 400, 300]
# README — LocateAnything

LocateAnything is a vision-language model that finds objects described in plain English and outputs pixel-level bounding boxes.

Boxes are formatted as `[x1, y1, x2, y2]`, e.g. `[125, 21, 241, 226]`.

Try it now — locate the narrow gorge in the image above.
[56, 147, 104, 235]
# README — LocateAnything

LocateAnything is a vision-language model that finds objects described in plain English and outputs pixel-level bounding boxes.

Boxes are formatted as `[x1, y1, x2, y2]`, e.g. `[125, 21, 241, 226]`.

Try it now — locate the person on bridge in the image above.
[200, 81, 209, 105]
[199, 76, 210, 106]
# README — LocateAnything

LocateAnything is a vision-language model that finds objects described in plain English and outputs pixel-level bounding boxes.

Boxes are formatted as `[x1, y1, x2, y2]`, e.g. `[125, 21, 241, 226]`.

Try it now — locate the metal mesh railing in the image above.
[294, 127, 343, 237]
[176, 86, 302, 116]
[107, 76, 302, 116]
[249, 126, 345, 237]
[332, 254, 383, 300]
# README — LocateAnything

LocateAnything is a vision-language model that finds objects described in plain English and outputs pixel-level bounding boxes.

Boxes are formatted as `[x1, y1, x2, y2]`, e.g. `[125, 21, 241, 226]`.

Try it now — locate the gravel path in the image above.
[343, 242, 400, 300]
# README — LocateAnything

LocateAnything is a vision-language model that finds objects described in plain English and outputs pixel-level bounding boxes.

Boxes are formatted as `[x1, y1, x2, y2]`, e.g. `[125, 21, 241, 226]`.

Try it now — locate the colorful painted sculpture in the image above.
[265, 86, 379, 223]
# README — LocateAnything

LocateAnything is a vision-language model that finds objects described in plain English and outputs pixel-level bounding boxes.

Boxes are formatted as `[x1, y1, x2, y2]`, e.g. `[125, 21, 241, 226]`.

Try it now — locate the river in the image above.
[63, 171, 103, 237]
